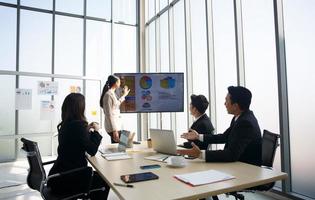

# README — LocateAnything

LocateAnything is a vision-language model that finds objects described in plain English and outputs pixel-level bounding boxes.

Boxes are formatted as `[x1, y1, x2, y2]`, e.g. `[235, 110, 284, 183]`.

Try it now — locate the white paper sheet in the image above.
[174, 170, 235, 186]
[38, 81, 58, 95]
[40, 100, 55, 120]
[15, 89, 32, 110]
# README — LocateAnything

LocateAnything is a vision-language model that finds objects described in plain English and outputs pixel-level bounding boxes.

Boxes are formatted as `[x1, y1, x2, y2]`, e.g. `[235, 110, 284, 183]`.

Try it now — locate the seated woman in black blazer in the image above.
[48, 93, 109, 199]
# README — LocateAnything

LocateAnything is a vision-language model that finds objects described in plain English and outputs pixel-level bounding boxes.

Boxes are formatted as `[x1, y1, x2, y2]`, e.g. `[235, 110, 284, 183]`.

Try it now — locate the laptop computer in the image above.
[145, 129, 178, 162]
[99, 130, 130, 155]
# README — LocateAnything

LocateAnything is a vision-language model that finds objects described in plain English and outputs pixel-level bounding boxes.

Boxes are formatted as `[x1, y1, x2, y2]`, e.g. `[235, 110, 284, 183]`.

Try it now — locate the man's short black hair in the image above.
[190, 94, 209, 114]
[228, 86, 252, 111]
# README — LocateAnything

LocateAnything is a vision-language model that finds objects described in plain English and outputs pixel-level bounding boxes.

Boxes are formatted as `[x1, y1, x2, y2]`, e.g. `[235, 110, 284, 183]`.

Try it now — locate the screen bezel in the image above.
[114, 72, 185, 113]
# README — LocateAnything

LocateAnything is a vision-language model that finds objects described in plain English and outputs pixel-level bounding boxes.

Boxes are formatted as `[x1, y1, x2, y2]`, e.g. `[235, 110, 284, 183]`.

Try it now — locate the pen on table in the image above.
[114, 183, 134, 188]
[161, 156, 169, 162]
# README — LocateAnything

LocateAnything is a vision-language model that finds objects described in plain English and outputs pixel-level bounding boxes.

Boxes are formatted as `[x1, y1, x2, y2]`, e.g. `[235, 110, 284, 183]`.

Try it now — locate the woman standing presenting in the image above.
[100, 75, 130, 143]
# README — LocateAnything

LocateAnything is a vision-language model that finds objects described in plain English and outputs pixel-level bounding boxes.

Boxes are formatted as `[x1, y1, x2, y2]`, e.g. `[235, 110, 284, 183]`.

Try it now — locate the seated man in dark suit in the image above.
[183, 94, 214, 150]
[178, 86, 262, 166]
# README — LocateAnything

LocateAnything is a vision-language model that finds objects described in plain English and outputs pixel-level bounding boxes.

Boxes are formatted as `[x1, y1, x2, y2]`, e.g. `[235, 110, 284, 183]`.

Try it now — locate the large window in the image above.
[86, 20, 111, 78]
[173, 0, 187, 143]
[55, 15, 83, 76]
[212, 0, 237, 135]
[284, 0, 315, 198]
[0, 0, 138, 162]
[20, 10, 52, 73]
[0, 6, 16, 71]
[242, 0, 281, 186]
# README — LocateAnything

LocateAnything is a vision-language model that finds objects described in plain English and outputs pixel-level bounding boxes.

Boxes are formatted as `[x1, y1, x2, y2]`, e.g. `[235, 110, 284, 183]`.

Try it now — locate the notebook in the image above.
[101, 153, 131, 161]
[174, 169, 235, 186]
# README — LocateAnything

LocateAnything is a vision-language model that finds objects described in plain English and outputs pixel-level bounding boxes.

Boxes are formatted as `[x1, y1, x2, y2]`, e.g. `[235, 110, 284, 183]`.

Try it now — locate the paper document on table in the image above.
[144, 154, 171, 162]
[174, 170, 235, 186]
[101, 153, 131, 161]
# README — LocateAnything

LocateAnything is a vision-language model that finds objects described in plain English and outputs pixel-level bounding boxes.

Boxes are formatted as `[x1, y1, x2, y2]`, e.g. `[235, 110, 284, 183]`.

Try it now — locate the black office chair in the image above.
[21, 137, 97, 200]
[226, 129, 280, 200]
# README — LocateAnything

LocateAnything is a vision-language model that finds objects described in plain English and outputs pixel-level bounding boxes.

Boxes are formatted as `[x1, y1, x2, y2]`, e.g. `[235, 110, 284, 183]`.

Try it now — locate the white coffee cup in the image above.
[168, 156, 186, 167]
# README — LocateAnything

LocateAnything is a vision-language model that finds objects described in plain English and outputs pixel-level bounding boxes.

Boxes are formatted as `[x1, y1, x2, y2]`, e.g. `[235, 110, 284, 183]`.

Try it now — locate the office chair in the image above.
[226, 129, 280, 200]
[21, 137, 101, 200]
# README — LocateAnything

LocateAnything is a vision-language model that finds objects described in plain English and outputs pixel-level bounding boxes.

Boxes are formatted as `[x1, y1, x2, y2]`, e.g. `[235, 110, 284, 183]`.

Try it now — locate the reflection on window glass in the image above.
[242, 0, 281, 187]
[0, 6, 16, 70]
[212, 0, 237, 135]
[86, 20, 111, 78]
[52, 78, 83, 130]
[113, 24, 136, 73]
[21, 0, 53, 10]
[55, 15, 83, 76]
[160, 12, 169, 72]
[0, 139, 15, 161]
[284, 0, 315, 198]
[114, 0, 136, 25]
[174, 0, 187, 143]
[18, 76, 52, 134]
[86, 80, 101, 124]
[20, 10, 52, 73]
[56, 0, 83, 15]
[191, 0, 209, 100]
[87, 0, 111, 20]
[0, 75, 15, 136]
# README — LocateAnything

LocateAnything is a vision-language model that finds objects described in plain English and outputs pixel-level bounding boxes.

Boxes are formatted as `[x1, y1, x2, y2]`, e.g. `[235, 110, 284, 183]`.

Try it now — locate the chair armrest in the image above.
[42, 160, 56, 165]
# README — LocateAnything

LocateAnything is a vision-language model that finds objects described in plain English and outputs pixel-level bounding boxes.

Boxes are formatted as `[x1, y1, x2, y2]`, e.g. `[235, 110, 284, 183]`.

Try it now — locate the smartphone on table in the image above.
[120, 172, 159, 183]
[140, 164, 161, 170]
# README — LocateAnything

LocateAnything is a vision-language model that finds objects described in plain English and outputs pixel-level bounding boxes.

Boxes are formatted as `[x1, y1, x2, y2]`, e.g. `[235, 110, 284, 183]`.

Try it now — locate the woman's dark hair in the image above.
[57, 93, 87, 131]
[227, 86, 252, 111]
[100, 75, 119, 108]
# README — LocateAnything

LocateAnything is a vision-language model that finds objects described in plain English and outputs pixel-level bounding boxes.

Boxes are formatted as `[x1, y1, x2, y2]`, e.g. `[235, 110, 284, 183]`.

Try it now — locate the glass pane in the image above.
[55, 15, 83, 76]
[0, 6, 16, 71]
[191, 0, 209, 100]
[56, 0, 83, 15]
[18, 76, 53, 134]
[86, 20, 111, 78]
[52, 78, 83, 130]
[0, 75, 15, 135]
[160, 0, 168, 11]
[17, 136, 52, 157]
[148, 0, 155, 20]
[85, 80, 101, 124]
[160, 12, 169, 72]
[113, 24, 137, 73]
[242, 0, 281, 187]
[148, 23, 156, 72]
[20, 10, 52, 73]
[0, 0, 16, 4]
[121, 113, 138, 139]
[21, 0, 53, 10]
[114, 0, 136, 25]
[0, 139, 15, 161]
[87, 0, 111, 20]
[284, 0, 315, 198]
[213, 0, 237, 136]
[174, 0, 187, 143]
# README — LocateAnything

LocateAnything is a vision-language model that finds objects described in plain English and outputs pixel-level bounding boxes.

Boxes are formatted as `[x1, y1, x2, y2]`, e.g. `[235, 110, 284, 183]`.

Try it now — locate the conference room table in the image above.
[87, 143, 287, 200]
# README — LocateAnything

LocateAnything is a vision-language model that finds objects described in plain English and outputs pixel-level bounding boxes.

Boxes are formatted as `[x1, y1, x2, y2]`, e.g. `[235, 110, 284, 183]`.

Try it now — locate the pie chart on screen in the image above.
[140, 76, 152, 89]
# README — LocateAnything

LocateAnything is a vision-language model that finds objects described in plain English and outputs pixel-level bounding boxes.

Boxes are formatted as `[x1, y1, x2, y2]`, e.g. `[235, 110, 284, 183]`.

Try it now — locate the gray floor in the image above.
[0, 157, 291, 200]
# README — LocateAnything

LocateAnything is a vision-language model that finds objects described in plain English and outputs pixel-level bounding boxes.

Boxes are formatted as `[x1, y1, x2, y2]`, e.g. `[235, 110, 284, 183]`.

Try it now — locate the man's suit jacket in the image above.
[184, 114, 214, 150]
[204, 110, 262, 166]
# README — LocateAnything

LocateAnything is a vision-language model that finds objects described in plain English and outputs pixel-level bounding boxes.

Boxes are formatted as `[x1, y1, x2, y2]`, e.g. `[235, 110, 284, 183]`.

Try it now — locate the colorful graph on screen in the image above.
[139, 76, 152, 89]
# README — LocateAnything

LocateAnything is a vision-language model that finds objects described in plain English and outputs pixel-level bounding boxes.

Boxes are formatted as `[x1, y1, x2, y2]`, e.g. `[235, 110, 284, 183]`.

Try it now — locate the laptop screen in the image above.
[118, 130, 129, 151]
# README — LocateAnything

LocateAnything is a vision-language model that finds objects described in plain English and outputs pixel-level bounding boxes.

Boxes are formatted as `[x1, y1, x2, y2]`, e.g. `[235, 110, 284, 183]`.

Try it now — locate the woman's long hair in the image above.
[57, 93, 87, 131]
[100, 75, 119, 108]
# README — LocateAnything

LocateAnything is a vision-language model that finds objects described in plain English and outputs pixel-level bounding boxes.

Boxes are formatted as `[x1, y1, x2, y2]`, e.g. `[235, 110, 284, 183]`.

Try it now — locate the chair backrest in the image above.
[261, 130, 280, 168]
[21, 138, 46, 192]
